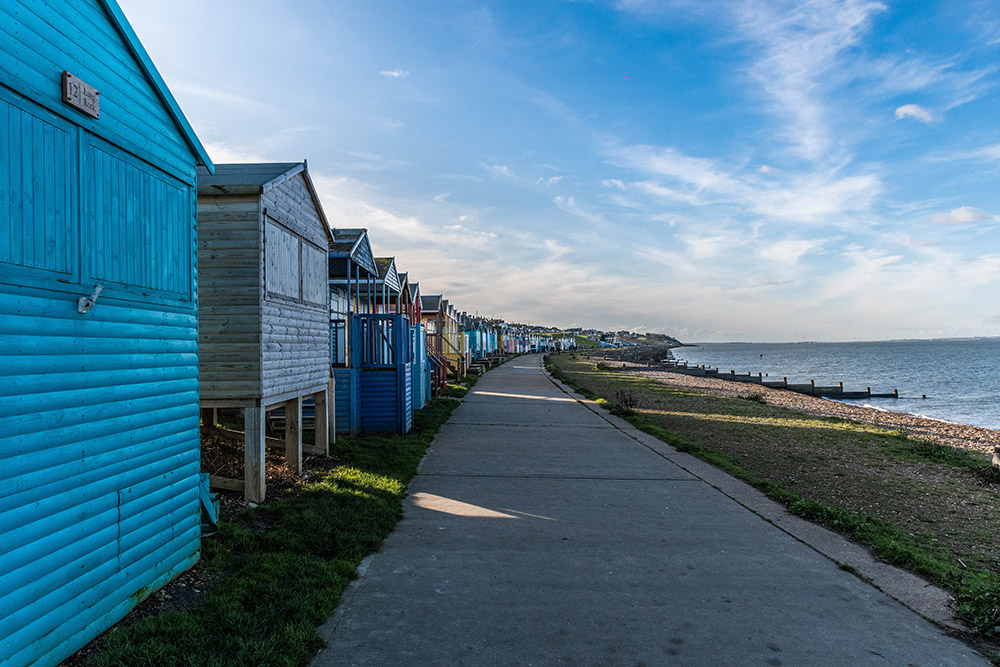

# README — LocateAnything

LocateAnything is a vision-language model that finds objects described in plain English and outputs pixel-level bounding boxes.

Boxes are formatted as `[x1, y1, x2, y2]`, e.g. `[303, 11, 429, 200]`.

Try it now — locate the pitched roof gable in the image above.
[101, 0, 213, 172]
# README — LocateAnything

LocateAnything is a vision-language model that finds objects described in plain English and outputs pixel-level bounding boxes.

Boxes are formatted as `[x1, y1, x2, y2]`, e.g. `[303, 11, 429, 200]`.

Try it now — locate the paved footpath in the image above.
[313, 355, 987, 666]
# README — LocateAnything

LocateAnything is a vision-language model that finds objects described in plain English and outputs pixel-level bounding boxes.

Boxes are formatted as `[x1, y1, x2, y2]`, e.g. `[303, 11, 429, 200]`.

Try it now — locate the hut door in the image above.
[349, 314, 363, 367]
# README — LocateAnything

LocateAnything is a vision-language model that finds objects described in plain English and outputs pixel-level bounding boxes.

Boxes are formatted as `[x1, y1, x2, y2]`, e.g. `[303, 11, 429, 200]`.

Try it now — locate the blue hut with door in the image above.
[403, 277, 431, 410]
[0, 2, 213, 665]
[358, 257, 413, 433]
[328, 228, 377, 434]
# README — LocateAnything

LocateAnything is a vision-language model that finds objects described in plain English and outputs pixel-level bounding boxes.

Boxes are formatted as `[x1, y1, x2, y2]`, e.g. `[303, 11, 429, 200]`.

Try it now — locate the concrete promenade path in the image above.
[313, 355, 987, 666]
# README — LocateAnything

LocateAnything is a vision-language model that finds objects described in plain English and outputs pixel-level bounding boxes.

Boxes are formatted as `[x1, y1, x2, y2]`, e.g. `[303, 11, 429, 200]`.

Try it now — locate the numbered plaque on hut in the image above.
[62, 71, 100, 118]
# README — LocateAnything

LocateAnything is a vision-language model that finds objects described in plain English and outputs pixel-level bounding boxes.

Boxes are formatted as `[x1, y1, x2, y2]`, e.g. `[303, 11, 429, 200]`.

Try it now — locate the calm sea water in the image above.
[671, 338, 1000, 431]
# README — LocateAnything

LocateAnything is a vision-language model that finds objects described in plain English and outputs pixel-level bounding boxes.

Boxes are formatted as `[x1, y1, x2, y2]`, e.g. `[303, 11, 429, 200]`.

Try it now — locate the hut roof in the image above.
[197, 162, 333, 243]
[198, 162, 300, 188]
[100, 0, 214, 172]
[422, 294, 442, 312]
[329, 228, 377, 276]
[397, 273, 412, 305]
[374, 257, 401, 293]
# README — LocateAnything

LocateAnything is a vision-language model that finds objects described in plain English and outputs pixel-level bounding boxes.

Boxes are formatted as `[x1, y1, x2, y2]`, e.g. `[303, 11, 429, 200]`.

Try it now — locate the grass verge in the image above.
[81, 376, 484, 666]
[547, 353, 1000, 641]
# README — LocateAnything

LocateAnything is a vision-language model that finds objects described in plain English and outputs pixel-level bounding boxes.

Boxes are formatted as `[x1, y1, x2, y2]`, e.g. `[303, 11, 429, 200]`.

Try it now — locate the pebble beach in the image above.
[607, 359, 1000, 459]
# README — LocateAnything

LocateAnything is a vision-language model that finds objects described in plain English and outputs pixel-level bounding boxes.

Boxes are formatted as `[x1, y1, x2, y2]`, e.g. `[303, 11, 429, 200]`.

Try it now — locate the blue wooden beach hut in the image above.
[0, 2, 213, 665]
[329, 229, 377, 434]
[359, 257, 413, 433]
[404, 278, 431, 410]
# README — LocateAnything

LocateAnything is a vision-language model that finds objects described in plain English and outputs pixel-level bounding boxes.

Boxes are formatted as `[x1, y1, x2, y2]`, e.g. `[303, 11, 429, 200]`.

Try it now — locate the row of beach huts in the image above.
[0, 2, 555, 665]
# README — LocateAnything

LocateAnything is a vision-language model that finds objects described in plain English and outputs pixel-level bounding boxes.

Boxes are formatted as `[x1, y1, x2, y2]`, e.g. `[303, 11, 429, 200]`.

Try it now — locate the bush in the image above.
[957, 570, 1000, 636]
[613, 389, 640, 415]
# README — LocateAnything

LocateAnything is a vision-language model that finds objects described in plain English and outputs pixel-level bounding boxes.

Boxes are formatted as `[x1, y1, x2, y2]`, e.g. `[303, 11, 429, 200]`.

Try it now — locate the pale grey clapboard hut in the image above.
[196, 163, 334, 502]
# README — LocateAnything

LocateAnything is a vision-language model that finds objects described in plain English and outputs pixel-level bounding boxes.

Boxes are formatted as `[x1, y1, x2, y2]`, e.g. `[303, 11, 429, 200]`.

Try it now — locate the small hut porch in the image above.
[356, 257, 413, 433]
[329, 229, 378, 434]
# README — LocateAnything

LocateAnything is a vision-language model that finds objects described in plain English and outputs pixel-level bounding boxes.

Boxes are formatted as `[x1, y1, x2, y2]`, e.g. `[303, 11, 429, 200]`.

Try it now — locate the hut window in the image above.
[301, 244, 326, 306]
[330, 319, 346, 365]
[265, 220, 300, 300]
[0, 94, 75, 281]
[329, 287, 349, 317]
[84, 138, 190, 298]
[265, 218, 326, 306]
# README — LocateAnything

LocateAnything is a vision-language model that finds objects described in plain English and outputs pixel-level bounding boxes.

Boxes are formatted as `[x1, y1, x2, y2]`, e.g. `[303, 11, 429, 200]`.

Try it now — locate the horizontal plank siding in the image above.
[261, 297, 329, 400]
[0, 2, 208, 660]
[196, 193, 262, 400]
[403, 364, 413, 432]
[332, 367, 359, 434]
[262, 173, 328, 247]
[361, 369, 398, 432]
[0, 288, 200, 667]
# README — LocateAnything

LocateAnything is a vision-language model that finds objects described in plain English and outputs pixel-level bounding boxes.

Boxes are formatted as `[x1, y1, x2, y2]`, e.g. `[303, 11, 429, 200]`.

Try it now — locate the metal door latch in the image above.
[78, 284, 104, 314]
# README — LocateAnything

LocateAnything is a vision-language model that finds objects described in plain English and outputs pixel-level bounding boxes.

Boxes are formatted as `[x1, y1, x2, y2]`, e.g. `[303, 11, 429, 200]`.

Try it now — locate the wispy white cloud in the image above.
[202, 141, 271, 164]
[336, 150, 411, 171]
[868, 55, 997, 111]
[379, 69, 410, 78]
[172, 82, 275, 110]
[758, 238, 825, 265]
[601, 178, 626, 190]
[929, 206, 991, 225]
[553, 196, 608, 227]
[894, 104, 935, 123]
[537, 175, 563, 186]
[610, 144, 882, 224]
[484, 163, 518, 179]
[731, 0, 887, 161]
[932, 143, 1000, 163]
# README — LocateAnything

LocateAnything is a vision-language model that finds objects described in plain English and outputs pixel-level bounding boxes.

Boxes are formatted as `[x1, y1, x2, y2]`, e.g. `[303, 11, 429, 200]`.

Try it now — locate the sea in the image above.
[670, 338, 1000, 431]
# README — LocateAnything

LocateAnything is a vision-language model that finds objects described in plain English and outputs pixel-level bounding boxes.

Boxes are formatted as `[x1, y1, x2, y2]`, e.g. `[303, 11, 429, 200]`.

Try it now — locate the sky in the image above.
[118, 0, 1000, 342]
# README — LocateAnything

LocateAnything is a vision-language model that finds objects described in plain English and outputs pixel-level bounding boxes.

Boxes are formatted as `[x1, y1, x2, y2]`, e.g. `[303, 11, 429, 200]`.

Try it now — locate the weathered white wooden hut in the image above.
[196, 162, 334, 503]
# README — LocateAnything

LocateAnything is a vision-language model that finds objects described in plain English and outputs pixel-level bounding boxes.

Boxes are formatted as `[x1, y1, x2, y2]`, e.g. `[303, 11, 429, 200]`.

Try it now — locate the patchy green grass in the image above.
[547, 353, 1000, 639]
[443, 372, 479, 398]
[86, 397, 462, 667]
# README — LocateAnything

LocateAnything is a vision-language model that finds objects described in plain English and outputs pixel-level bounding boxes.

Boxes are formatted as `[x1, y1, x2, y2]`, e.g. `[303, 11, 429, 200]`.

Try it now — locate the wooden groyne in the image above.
[656, 361, 899, 399]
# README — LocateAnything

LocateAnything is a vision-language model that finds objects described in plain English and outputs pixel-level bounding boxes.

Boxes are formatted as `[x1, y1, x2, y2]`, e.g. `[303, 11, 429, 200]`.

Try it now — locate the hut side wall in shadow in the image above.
[197, 194, 263, 400]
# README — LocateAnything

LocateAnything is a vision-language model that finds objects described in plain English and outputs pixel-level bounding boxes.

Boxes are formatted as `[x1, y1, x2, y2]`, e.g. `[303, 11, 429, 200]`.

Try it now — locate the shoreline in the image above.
[608, 359, 1000, 458]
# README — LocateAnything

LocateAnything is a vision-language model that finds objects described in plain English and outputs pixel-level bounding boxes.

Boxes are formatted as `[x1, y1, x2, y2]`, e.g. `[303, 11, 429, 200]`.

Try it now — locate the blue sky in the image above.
[119, 0, 1000, 342]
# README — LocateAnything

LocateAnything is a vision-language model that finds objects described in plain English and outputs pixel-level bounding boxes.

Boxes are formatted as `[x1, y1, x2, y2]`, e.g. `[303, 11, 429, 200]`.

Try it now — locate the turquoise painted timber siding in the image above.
[410, 324, 428, 410]
[0, 289, 201, 666]
[358, 315, 413, 433]
[333, 367, 360, 434]
[0, 1, 210, 665]
[361, 370, 398, 432]
[403, 364, 413, 432]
